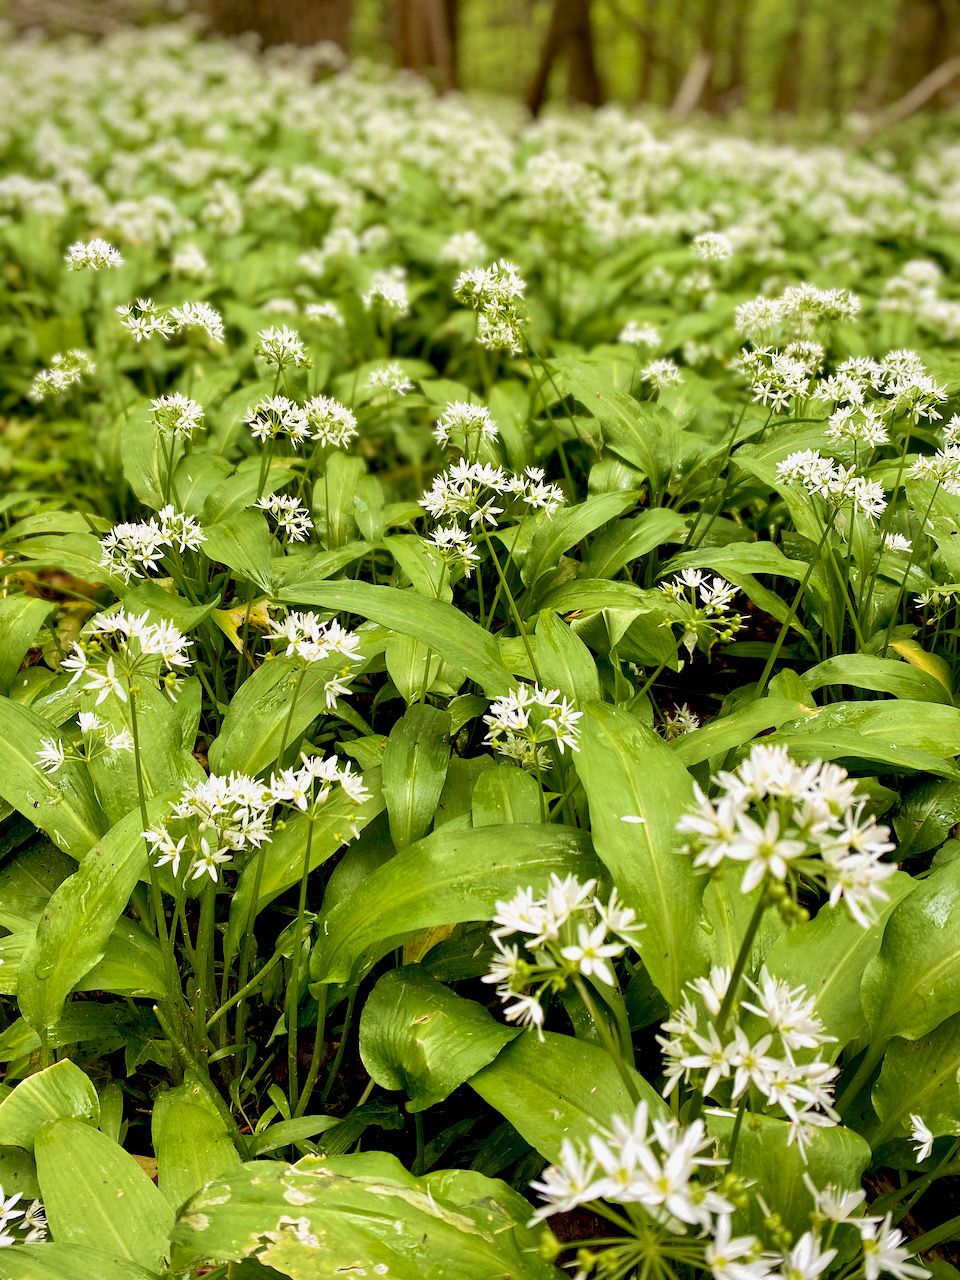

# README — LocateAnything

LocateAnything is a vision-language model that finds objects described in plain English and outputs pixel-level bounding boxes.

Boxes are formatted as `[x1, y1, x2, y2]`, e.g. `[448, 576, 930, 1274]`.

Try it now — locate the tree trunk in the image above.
[772, 20, 804, 113]
[204, 0, 352, 51]
[527, 0, 605, 116]
[395, 0, 457, 90]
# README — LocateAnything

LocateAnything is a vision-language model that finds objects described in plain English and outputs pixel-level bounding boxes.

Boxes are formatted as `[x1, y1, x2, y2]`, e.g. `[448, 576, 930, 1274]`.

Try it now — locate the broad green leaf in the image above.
[769, 700, 960, 779]
[17, 794, 172, 1039]
[522, 491, 640, 589]
[890, 638, 954, 701]
[702, 879, 785, 976]
[120, 400, 170, 510]
[670, 697, 814, 768]
[172, 452, 233, 520]
[172, 1151, 560, 1280]
[359, 965, 519, 1111]
[209, 648, 373, 776]
[0, 1004, 133, 1063]
[552, 359, 680, 494]
[202, 454, 295, 523]
[764, 872, 915, 1053]
[0, 841, 75, 931]
[384, 534, 452, 601]
[278, 580, 513, 697]
[202, 511, 273, 591]
[0, 597, 55, 697]
[224, 774, 384, 967]
[894, 778, 960, 857]
[535, 610, 601, 704]
[872, 1011, 960, 1147]
[314, 449, 363, 548]
[471, 763, 542, 826]
[245, 1116, 340, 1156]
[0, 1243, 162, 1280]
[470, 1030, 667, 1164]
[710, 1112, 870, 1241]
[0, 696, 108, 859]
[311, 822, 598, 986]
[0, 1061, 99, 1152]
[11, 534, 124, 591]
[385, 633, 444, 704]
[382, 705, 451, 849]
[152, 1073, 241, 1210]
[583, 507, 688, 580]
[862, 859, 960, 1042]
[576, 702, 708, 1005]
[804, 654, 953, 706]
[0, 919, 164, 1001]
[35, 1119, 173, 1272]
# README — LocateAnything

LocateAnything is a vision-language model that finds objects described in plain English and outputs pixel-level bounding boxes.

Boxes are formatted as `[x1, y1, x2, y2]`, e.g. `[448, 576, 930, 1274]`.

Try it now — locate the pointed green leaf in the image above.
[862, 859, 960, 1042]
[311, 822, 598, 986]
[359, 965, 519, 1111]
[0, 1243, 162, 1280]
[0, 696, 108, 859]
[278, 580, 513, 697]
[535, 611, 601, 705]
[471, 763, 542, 827]
[873, 1011, 960, 1148]
[382, 705, 451, 850]
[152, 1073, 241, 1211]
[202, 511, 273, 591]
[0, 597, 56, 697]
[576, 702, 709, 1005]
[172, 1152, 560, 1280]
[0, 1061, 99, 1152]
[470, 1030, 667, 1164]
[35, 1119, 173, 1272]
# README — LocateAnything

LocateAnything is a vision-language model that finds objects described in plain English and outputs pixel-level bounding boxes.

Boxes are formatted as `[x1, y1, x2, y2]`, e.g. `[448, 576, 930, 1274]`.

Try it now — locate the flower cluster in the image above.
[61, 610, 193, 705]
[37, 710, 133, 775]
[530, 1100, 735, 1230]
[304, 395, 358, 448]
[362, 266, 409, 315]
[255, 325, 309, 369]
[98, 505, 205, 584]
[367, 361, 414, 395]
[618, 320, 660, 348]
[775, 449, 887, 521]
[0, 1185, 47, 1248]
[738, 347, 811, 412]
[421, 460, 564, 528]
[143, 772, 274, 882]
[116, 297, 224, 344]
[484, 875, 642, 1034]
[64, 237, 123, 270]
[264, 611, 361, 707]
[642, 357, 683, 390]
[659, 966, 839, 1148]
[433, 401, 497, 452]
[658, 569, 743, 659]
[454, 258, 526, 354]
[28, 349, 96, 401]
[735, 285, 860, 340]
[482, 682, 582, 771]
[677, 743, 896, 926]
[423, 524, 481, 578]
[151, 392, 204, 439]
[256, 493, 314, 542]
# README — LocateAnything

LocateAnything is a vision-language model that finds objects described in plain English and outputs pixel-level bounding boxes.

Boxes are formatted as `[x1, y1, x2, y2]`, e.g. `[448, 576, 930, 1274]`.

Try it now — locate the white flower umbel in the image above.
[36, 710, 133, 775]
[658, 570, 743, 659]
[483, 875, 642, 1037]
[98, 508, 204, 584]
[65, 237, 123, 270]
[619, 320, 661, 348]
[367, 362, 414, 396]
[433, 401, 497, 451]
[255, 325, 308, 368]
[362, 266, 409, 315]
[151, 392, 204, 439]
[693, 231, 734, 262]
[169, 301, 225, 344]
[60, 610, 193, 706]
[116, 298, 175, 342]
[677, 743, 895, 925]
[303, 395, 358, 448]
[483, 682, 582, 768]
[257, 493, 314, 542]
[142, 772, 274, 883]
[265, 611, 361, 665]
[244, 395, 309, 445]
[28, 349, 96, 401]
[454, 259, 526, 355]
[423, 524, 481, 578]
[858, 1214, 931, 1280]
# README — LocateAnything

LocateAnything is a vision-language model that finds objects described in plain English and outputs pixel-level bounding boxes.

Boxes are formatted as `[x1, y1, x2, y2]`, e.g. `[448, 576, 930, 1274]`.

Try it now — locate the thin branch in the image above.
[849, 55, 960, 147]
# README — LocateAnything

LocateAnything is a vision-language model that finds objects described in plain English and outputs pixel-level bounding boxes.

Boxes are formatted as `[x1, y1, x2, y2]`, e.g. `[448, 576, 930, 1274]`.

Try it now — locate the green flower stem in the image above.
[207, 947, 282, 1033]
[193, 879, 217, 1054]
[152, 1002, 248, 1157]
[869, 1156, 960, 1222]
[286, 815, 315, 1115]
[726, 1094, 748, 1167]
[127, 682, 176, 994]
[836, 1036, 889, 1118]
[321, 988, 357, 1104]
[754, 514, 836, 701]
[573, 975, 640, 1107]
[478, 526, 541, 683]
[294, 985, 327, 1119]
[903, 1212, 960, 1256]
[714, 892, 767, 1039]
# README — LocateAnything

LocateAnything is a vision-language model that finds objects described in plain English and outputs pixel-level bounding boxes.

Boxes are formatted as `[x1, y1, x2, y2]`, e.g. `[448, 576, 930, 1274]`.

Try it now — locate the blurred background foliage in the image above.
[2, 0, 959, 128]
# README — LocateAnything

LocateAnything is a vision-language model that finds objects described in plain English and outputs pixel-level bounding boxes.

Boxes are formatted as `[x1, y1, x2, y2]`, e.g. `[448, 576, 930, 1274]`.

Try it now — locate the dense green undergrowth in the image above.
[3, 19, 960, 1280]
